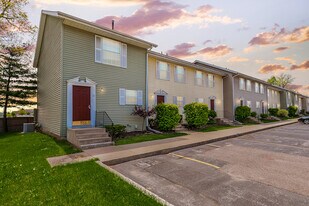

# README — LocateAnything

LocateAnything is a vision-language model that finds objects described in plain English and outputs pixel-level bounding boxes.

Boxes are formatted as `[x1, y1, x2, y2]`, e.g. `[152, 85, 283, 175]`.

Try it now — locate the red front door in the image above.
[73, 85, 91, 126]
[210, 99, 215, 111]
[157, 95, 165, 105]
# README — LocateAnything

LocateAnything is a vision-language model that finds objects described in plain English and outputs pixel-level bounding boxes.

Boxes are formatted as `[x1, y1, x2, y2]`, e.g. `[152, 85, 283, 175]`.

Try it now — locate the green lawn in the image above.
[261, 119, 280, 123]
[0, 132, 161, 206]
[198, 125, 240, 132]
[115, 133, 187, 145]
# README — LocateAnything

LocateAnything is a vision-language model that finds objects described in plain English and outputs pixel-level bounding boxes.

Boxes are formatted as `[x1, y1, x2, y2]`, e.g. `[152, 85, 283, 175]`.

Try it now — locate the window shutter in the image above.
[156, 61, 160, 79]
[183, 97, 186, 107]
[174, 66, 178, 82]
[173, 96, 177, 105]
[95, 36, 102, 63]
[137, 90, 143, 106]
[119, 88, 126, 105]
[205, 74, 209, 87]
[167, 64, 170, 80]
[213, 75, 215, 88]
[121, 43, 127, 68]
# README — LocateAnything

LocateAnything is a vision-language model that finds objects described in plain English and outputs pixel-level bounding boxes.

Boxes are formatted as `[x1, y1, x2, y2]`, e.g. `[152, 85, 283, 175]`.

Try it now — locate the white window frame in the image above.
[174, 65, 185, 83]
[119, 88, 143, 106]
[256, 101, 260, 109]
[246, 80, 252, 92]
[208, 74, 215, 88]
[195, 71, 203, 86]
[255, 82, 259, 93]
[239, 78, 245, 90]
[196, 98, 204, 103]
[247, 100, 252, 108]
[156, 61, 170, 80]
[95, 35, 127, 68]
[260, 84, 264, 94]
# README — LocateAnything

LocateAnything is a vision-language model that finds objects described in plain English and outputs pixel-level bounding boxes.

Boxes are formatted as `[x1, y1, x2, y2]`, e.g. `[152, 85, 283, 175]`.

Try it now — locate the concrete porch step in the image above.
[79, 137, 112, 145]
[72, 128, 106, 134]
[76, 133, 109, 139]
[80, 142, 114, 150]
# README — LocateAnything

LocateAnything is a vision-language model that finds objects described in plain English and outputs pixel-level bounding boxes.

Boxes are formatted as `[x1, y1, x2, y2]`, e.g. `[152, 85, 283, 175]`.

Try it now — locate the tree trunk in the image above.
[3, 76, 11, 132]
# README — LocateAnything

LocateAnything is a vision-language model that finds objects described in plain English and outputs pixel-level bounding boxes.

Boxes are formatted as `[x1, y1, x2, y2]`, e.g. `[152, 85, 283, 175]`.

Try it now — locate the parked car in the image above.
[298, 116, 309, 124]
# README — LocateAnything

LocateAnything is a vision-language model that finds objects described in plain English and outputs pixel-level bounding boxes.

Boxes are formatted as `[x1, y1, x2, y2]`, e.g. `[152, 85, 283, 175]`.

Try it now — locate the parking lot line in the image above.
[170, 153, 220, 169]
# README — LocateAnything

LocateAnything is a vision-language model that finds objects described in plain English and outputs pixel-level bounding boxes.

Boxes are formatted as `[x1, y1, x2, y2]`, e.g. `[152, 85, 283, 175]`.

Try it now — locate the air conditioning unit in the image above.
[23, 123, 35, 133]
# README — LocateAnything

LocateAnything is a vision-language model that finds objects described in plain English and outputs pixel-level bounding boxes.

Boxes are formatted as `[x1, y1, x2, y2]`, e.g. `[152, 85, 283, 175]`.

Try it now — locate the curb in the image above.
[103, 121, 297, 165]
[96, 161, 174, 206]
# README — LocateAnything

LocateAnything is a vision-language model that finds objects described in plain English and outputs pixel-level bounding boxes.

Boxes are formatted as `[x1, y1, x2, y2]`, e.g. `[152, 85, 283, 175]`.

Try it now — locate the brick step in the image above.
[79, 137, 112, 145]
[76, 132, 109, 139]
[73, 128, 106, 134]
[80, 142, 114, 150]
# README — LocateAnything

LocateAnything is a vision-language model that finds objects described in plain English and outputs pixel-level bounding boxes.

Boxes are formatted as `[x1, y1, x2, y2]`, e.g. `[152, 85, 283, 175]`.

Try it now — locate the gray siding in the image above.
[234, 76, 267, 114]
[223, 74, 234, 120]
[61, 25, 146, 135]
[37, 16, 63, 136]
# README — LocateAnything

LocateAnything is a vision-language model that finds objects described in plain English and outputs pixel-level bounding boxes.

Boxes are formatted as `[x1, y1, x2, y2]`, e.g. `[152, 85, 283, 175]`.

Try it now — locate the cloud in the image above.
[33, 0, 145, 6]
[203, 40, 212, 45]
[275, 57, 296, 64]
[248, 26, 309, 46]
[243, 46, 254, 53]
[166, 43, 232, 58]
[227, 56, 249, 62]
[258, 64, 287, 74]
[255, 59, 265, 64]
[95, 1, 241, 35]
[290, 60, 309, 70]
[273, 47, 289, 53]
[166, 42, 195, 58]
[286, 84, 309, 96]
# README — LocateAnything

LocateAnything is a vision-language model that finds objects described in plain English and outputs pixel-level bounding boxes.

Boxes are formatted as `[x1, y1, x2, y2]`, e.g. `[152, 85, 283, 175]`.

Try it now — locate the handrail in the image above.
[96, 111, 113, 127]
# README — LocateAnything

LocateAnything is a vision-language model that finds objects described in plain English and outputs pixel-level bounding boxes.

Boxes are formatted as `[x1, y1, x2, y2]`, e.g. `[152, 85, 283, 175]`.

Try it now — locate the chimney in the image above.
[112, 20, 115, 30]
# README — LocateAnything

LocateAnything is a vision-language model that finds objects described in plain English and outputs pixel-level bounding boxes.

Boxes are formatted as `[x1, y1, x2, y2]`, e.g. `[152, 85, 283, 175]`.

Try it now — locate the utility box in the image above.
[23, 123, 35, 133]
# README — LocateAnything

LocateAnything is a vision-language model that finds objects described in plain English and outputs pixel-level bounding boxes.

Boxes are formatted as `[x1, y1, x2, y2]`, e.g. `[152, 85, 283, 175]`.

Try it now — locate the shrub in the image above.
[208, 110, 217, 119]
[250, 112, 257, 117]
[260, 113, 269, 119]
[268, 108, 279, 116]
[277, 109, 288, 118]
[287, 106, 298, 117]
[105, 124, 126, 140]
[155, 104, 181, 131]
[235, 106, 251, 122]
[131, 106, 155, 130]
[184, 102, 209, 129]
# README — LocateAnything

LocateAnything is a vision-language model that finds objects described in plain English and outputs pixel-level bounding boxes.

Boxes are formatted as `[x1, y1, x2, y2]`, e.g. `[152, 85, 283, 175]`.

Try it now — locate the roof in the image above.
[193, 60, 237, 74]
[33, 10, 157, 67]
[148, 51, 230, 76]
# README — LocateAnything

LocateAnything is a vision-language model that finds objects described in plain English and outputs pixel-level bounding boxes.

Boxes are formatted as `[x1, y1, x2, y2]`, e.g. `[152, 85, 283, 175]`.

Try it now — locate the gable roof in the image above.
[33, 10, 157, 67]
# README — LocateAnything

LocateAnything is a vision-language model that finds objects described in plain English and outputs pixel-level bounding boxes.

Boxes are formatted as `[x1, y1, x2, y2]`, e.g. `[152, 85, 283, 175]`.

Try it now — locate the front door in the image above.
[210, 99, 215, 111]
[73, 85, 91, 126]
[157, 95, 165, 104]
[261, 102, 265, 114]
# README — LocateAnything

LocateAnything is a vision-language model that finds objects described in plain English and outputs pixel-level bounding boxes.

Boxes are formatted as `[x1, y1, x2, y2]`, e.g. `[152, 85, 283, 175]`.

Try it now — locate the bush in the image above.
[208, 110, 217, 119]
[287, 106, 298, 117]
[268, 108, 279, 116]
[250, 112, 257, 117]
[105, 124, 126, 140]
[260, 113, 269, 119]
[184, 102, 209, 129]
[277, 109, 288, 118]
[235, 106, 251, 122]
[155, 104, 181, 131]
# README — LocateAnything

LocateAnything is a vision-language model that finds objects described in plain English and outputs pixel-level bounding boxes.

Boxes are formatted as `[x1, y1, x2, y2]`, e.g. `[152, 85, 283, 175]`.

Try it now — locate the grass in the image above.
[115, 133, 187, 145]
[261, 119, 280, 123]
[0, 132, 161, 206]
[198, 125, 240, 132]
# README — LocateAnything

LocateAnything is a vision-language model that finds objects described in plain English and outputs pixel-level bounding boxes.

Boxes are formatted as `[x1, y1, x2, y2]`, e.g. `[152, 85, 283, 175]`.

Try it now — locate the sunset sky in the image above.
[26, 0, 309, 95]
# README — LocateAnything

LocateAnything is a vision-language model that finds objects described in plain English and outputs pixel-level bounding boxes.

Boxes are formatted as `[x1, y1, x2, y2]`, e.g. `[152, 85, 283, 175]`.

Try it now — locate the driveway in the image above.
[112, 123, 309, 206]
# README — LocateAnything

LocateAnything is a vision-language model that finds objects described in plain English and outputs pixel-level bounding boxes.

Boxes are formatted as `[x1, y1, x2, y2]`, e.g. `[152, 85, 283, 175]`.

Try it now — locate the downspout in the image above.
[145, 50, 149, 127]
[231, 73, 239, 120]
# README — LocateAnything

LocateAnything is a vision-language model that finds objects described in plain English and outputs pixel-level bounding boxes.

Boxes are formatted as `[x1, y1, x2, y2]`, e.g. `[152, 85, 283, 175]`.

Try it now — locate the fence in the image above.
[0, 117, 34, 132]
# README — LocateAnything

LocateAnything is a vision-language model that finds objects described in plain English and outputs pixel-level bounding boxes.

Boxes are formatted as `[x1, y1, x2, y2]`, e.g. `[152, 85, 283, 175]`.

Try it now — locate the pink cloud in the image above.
[166, 42, 195, 58]
[249, 26, 309, 46]
[94, 1, 241, 35]
[286, 84, 309, 96]
[275, 57, 296, 64]
[198, 45, 232, 57]
[258, 64, 287, 74]
[227, 56, 249, 62]
[290, 60, 309, 70]
[273, 47, 289, 53]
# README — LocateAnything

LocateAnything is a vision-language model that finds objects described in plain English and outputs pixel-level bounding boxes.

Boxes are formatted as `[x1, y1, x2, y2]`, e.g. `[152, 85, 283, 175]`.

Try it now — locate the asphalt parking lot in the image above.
[112, 123, 309, 206]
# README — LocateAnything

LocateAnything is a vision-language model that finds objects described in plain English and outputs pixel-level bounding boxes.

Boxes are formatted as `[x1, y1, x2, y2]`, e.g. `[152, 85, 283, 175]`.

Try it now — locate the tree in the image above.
[0, 38, 37, 132]
[0, 0, 35, 38]
[131, 106, 155, 130]
[267, 73, 294, 88]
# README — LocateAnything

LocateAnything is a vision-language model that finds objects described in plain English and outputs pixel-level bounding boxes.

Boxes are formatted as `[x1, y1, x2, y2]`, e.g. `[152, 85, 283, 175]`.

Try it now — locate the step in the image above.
[76, 133, 109, 139]
[79, 137, 112, 145]
[71, 128, 106, 134]
[80, 142, 114, 150]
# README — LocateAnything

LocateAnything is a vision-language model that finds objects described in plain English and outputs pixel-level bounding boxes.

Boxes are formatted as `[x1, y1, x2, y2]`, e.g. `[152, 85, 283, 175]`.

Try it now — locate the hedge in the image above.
[155, 104, 181, 131]
[184, 102, 209, 129]
[235, 106, 251, 122]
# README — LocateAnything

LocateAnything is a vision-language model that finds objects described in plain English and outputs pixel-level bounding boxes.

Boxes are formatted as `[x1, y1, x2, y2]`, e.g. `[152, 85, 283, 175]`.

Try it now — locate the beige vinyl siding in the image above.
[148, 57, 224, 117]
[37, 16, 63, 136]
[61, 25, 146, 133]
[267, 88, 281, 109]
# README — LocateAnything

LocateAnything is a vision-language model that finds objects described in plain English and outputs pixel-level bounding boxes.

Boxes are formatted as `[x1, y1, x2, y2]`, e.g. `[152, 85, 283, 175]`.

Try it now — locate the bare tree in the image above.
[267, 73, 294, 88]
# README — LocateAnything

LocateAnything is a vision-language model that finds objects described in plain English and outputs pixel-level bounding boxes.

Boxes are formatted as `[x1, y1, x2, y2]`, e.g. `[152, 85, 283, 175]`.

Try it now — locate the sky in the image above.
[26, 0, 309, 95]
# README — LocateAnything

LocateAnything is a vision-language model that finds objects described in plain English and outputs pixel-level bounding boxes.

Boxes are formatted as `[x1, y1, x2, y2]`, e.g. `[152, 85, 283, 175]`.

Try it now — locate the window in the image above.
[95, 36, 127, 68]
[239, 78, 245, 90]
[288, 92, 291, 100]
[196, 98, 204, 103]
[156, 61, 170, 80]
[267, 89, 270, 97]
[272, 90, 275, 97]
[174, 96, 185, 108]
[195, 71, 203, 86]
[255, 82, 259, 93]
[174, 66, 185, 83]
[277, 103, 280, 108]
[256, 101, 260, 109]
[247, 100, 251, 108]
[260, 84, 264, 94]
[207, 74, 215, 88]
[119, 88, 143, 105]
[246, 80, 251, 91]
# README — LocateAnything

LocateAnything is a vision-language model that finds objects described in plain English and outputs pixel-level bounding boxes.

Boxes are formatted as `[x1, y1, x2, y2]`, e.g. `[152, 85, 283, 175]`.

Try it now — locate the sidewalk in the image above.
[47, 119, 297, 167]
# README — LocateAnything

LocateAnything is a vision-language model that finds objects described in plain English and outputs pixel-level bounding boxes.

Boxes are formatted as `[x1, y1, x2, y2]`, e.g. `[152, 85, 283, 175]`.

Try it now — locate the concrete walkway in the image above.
[47, 119, 297, 167]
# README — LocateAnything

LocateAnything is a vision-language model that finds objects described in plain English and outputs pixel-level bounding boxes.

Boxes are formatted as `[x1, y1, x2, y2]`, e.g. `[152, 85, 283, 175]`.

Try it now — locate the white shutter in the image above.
[213, 75, 215, 88]
[137, 90, 143, 106]
[173, 96, 177, 105]
[95, 36, 102, 63]
[156, 61, 160, 79]
[205, 74, 209, 87]
[119, 88, 126, 105]
[167, 64, 170, 80]
[121, 43, 127, 68]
